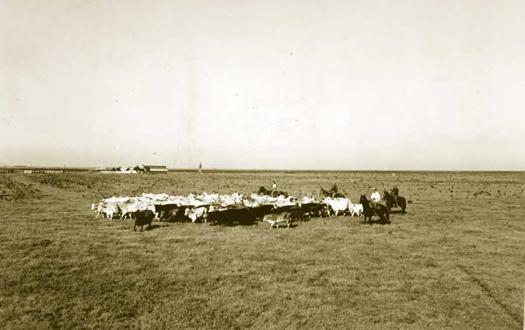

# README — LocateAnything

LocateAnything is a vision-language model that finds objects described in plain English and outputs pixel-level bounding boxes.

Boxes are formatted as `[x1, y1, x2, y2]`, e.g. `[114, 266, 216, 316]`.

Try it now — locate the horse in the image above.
[391, 186, 399, 196]
[359, 195, 390, 224]
[383, 190, 406, 214]
[257, 186, 288, 197]
[319, 187, 346, 198]
[258, 186, 272, 195]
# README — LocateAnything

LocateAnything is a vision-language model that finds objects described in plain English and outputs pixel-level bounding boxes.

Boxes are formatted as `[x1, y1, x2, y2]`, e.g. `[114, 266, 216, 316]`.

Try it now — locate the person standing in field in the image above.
[198, 162, 202, 174]
[271, 181, 277, 195]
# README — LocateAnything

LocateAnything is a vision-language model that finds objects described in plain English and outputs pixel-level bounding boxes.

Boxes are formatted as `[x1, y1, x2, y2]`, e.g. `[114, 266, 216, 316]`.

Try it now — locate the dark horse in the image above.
[359, 195, 390, 224]
[383, 190, 406, 214]
[319, 187, 346, 198]
[257, 186, 288, 197]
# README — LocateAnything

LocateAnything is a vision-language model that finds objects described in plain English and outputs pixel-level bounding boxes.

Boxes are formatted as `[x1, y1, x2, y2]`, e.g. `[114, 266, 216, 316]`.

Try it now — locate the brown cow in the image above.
[263, 212, 296, 229]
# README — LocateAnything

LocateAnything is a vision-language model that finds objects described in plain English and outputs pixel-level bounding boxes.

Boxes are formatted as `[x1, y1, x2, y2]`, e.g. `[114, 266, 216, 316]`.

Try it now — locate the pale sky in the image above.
[1, 0, 524, 170]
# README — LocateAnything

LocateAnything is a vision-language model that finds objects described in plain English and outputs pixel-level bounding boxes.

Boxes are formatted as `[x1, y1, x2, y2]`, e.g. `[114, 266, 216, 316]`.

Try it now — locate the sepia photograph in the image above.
[1, 0, 524, 328]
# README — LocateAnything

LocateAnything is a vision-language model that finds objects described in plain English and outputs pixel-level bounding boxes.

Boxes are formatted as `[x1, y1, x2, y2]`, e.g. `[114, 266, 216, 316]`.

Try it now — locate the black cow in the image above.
[297, 203, 327, 219]
[134, 210, 155, 231]
[207, 207, 264, 226]
[249, 205, 275, 220]
[167, 206, 193, 222]
[270, 205, 297, 214]
[154, 203, 179, 220]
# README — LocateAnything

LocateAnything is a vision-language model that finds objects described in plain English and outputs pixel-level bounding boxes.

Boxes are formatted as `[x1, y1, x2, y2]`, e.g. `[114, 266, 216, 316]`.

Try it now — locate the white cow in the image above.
[348, 203, 364, 217]
[96, 202, 119, 219]
[273, 195, 296, 208]
[243, 198, 261, 208]
[184, 206, 208, 223]
[322, 197, 350, 216]
[197, 192, 220, 205]
[219, 193, 244, 208]
[117, 201, 139, 219]
[118, 201, 159, 219]
[301, 196, 317, 204]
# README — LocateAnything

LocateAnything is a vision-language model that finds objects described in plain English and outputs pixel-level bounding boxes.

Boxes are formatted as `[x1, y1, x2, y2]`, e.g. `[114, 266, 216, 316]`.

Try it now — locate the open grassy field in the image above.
[0, 171, 524, 329]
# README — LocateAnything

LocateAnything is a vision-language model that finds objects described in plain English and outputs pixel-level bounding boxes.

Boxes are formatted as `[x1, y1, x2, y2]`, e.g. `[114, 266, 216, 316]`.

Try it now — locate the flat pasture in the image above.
[0, 171, 524, 329]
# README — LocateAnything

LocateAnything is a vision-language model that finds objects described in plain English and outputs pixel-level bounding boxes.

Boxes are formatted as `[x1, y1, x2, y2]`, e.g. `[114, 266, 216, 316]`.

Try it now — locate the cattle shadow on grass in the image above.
[208, 219, 260, 227]
[362, 218, 391, 226]
[388, 209, 406, 215]
[265, 223, 298, 230]
[143, 224, 162, 231]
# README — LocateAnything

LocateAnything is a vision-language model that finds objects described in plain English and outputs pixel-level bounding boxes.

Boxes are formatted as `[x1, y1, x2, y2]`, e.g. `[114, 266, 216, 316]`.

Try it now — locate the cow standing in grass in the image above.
[263, 212, 296, 229]
[348, 202, 364, 217]
[184, 206, 209, 223]
[92, 202, 119, 219]
[154, 203, 179, 220]
[207, 207, 263, 226]
[297, 202, 327, 219]
[322, 197, 350, 216]
[134, 210, 155, 231]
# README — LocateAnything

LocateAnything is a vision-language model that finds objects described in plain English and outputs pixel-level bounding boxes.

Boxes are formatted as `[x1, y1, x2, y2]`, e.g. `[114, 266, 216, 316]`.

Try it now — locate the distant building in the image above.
[143, 165, 168, 173]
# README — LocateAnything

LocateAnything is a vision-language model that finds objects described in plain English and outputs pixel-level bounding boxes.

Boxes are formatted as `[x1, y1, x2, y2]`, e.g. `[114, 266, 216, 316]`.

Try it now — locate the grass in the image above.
[0, 171, 524, 329]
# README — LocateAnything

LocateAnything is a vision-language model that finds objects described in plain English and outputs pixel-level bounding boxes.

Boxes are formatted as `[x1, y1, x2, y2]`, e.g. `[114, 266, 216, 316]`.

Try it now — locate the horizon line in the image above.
[0, 165, 523, 173]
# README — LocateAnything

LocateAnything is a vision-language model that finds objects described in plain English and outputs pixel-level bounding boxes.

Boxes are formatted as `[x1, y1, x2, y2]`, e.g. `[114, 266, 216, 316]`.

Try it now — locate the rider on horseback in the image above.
[392, 186, 399, 196]
[320, 181, 345, 198]
[391, 186, 399, 207]
[370, 187, 381, 205]
[329, 181, 338, 198]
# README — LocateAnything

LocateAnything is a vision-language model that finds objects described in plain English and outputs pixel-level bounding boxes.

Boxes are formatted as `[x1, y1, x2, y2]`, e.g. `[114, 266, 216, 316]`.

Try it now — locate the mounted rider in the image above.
[392, 186, 399, 196]
[328, 181, 338, 198]
[391, 186, 399, 207]
[370, 187, 382, 205]
[271, 181, 277, 196]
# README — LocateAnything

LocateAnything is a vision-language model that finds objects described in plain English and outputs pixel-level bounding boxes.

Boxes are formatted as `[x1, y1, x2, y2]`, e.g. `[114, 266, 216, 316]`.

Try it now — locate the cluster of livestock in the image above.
[91, 191, 371, 231]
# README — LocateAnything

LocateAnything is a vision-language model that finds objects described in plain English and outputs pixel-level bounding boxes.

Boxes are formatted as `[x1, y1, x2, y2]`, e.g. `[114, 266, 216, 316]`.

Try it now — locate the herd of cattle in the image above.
[91, 191, 400, 231]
